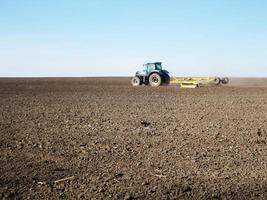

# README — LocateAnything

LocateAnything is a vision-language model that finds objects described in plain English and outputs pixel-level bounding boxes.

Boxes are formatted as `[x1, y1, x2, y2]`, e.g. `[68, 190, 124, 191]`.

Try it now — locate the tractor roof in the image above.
[144, 62, 162, 65]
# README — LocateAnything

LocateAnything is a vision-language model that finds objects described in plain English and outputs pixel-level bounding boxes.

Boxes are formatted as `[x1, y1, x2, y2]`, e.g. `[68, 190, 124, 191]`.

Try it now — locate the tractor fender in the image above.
[148, 70, 162, 76]
[148, 71, 161, 79]
[150, 69, 169, 76]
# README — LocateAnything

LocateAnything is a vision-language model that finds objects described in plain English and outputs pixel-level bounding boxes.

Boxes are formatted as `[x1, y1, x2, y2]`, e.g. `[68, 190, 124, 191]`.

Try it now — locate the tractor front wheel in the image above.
[131, 76, 141, 86]
[149, 73, 162, 87]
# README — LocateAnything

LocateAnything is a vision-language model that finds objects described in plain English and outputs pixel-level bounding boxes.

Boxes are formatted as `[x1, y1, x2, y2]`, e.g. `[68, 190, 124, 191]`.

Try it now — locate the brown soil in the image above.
[0, 77, 267, 199]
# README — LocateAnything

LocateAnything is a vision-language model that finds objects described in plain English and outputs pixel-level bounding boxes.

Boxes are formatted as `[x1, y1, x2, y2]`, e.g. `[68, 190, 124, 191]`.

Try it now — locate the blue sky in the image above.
[0, 0, 267, 77]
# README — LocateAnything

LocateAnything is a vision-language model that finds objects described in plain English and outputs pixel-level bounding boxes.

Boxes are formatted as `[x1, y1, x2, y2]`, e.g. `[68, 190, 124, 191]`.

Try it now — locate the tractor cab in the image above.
[144, 62, 162, 74]
[137, 62, 163, 76]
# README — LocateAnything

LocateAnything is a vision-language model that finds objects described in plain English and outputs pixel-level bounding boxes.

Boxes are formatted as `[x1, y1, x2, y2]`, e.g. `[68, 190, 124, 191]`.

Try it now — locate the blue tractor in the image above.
[131, 62, 170, 87]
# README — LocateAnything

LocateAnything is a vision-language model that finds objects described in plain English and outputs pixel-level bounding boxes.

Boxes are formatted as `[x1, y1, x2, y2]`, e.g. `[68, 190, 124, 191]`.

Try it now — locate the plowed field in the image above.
[0, 78, 267, 199]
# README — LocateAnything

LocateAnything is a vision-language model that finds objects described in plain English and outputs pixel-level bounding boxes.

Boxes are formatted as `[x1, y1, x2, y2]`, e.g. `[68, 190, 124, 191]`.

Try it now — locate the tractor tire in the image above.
[149, 73, 162, 87]
[221, 77, 229, 84]
[214, 77, 221, 85]
[131, 76, 141, 86]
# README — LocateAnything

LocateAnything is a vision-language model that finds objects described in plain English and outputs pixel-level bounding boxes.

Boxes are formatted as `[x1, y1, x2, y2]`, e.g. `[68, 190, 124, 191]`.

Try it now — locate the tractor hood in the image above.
[136, 70, 147, 76]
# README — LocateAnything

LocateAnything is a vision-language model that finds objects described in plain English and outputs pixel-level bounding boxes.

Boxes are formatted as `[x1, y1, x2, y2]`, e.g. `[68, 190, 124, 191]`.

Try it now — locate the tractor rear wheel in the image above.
[131, 76, 141, 86]
[149, 73, 162, 87]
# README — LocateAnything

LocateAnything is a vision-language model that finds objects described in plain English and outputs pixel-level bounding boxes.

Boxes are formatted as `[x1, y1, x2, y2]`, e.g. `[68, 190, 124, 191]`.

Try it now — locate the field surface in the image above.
[0, 78, 267, 199]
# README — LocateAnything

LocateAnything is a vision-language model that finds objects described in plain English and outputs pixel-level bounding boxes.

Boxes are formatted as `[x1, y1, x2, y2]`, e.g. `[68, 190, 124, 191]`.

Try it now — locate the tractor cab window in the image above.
[155, 63, 162, 70]
[146, 64, 154, 73]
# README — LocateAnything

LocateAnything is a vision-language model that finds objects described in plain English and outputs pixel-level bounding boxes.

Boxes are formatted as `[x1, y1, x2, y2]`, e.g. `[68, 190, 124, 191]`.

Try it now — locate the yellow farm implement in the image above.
[170, 77, 229, 88]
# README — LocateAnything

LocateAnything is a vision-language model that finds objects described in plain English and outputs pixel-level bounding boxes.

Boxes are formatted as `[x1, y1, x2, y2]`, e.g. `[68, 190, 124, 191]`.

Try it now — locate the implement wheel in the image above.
[221, 77, 229, 84]
[149, 73, 162, 87]
[214, 77, 221, 85]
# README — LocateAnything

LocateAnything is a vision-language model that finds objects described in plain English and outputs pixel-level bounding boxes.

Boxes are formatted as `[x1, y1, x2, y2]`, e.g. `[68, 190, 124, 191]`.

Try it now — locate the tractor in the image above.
[131, 62, 170, 87]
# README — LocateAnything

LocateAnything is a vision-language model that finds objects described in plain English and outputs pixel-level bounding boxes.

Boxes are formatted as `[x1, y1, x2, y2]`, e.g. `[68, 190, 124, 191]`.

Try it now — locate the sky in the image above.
[0, 0, 267, 77]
